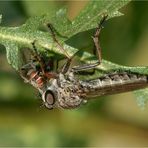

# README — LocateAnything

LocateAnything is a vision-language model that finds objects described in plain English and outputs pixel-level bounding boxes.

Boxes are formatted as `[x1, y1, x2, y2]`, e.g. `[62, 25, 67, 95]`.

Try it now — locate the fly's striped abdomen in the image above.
[81, 72, 148, 98]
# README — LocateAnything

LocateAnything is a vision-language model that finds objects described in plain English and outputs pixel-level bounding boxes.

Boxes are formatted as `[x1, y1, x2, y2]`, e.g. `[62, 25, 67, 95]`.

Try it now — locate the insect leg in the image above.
[19, 54, 36, 82]
[47, 23, 70, 59]
[61, 57, 73, 74]
[19, 70, 30, 83]
[61, 51, 78, 74]
[72, 15, 108, 73]
[31, 41, 46, 75]
[92, 14, 108, 64]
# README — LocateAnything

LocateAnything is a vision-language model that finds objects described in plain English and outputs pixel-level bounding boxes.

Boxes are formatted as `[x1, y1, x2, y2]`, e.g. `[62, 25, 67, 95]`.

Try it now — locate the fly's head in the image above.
[41, 78, 58, 109]
[41, 73, 87, 109]
[42, 88, 56, 110]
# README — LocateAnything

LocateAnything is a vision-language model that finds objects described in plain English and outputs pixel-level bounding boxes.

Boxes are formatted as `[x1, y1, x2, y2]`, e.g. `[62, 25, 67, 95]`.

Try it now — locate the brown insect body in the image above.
[81, 71, 148, 98]
[43, 71, 148, 109]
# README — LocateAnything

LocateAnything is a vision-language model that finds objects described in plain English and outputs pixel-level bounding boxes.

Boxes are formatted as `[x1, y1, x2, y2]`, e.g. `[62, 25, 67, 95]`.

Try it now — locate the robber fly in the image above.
[19, 22, 73, 109]
[20, 15, 148, 109]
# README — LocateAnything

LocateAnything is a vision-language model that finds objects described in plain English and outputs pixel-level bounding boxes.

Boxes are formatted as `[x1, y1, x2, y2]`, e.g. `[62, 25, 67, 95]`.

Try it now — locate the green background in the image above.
[0, 1, 148, 147]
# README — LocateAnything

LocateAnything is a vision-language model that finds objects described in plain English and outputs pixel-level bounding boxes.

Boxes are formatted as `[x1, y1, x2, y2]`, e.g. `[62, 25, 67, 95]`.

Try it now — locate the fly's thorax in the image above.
[42, 73, 87, 109]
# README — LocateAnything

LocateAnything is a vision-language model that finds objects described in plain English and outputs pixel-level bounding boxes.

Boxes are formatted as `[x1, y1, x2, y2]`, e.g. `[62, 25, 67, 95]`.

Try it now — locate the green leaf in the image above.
[49, 8, 72, 39]
[4, 41, 20, 70]
[1, 0, 148, 108]
[50, 0, 130, 38]
[0, 1, 131, 70]
[22, 1, 57, 16]
[21, 15, 49, 30]
[134, 88, 148, 109]
[0, 16, 59, 70]
[0, 14, 2, 24]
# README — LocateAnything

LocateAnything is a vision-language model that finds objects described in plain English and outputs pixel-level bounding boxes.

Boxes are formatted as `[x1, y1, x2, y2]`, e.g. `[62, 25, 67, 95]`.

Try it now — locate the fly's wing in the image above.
[134, 88, 148, 109]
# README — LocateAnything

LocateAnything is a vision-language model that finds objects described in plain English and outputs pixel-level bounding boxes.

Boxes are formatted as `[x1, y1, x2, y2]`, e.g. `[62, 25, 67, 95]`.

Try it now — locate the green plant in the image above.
[0, 0, 147, 108]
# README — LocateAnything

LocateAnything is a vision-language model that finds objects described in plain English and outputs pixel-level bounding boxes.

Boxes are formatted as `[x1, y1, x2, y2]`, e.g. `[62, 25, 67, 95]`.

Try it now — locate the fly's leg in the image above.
[60, 14, 108, 74]
[72, 14, 108, 73]
[60, 51, 79, 74]
[61, 56, 73, 74]
[47, 23, 70, 59]
[92, 14, 108, 64]
[19, 69, 30, 83]
[47, 23, 79, 73]
[32, 41, 58, 79]
[19, 42, 46, 84]
[31, 41, 46, 75]
[19, 60, 36, 83]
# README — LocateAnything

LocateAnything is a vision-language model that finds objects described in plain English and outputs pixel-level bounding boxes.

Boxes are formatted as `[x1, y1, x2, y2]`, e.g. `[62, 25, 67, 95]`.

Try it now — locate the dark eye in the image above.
[44, 90, 55, 109]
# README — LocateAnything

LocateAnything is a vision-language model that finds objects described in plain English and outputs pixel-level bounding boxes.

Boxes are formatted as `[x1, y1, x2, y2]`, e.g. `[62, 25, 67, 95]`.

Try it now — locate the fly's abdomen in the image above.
[81, 72, 148, 98]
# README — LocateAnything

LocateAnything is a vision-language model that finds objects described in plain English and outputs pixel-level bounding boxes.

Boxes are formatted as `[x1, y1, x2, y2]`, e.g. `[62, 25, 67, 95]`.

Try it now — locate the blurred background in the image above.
[0, 1, 148, 147]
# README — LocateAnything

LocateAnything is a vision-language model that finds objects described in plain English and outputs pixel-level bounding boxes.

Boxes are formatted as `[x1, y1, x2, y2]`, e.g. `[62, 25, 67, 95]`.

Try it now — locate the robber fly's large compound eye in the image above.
[43, 90, 55, 110]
